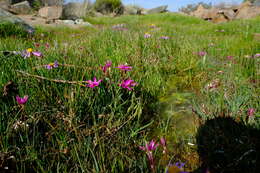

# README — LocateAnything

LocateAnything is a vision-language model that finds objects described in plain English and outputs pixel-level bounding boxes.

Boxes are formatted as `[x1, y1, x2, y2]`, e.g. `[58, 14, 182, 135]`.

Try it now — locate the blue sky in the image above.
[67, 0, 243, 11]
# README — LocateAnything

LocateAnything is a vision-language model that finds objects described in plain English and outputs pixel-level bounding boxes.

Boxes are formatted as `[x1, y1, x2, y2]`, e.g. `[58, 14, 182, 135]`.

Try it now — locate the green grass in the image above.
[0, 13, 259, 172]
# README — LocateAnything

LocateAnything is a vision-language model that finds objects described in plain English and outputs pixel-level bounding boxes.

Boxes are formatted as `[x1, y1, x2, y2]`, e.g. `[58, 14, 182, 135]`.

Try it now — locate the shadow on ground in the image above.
[193, 117, 260, 173]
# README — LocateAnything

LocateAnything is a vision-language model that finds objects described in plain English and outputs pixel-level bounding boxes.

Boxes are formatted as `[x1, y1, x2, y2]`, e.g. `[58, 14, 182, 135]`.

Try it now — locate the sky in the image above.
[66, 0, 243, 11]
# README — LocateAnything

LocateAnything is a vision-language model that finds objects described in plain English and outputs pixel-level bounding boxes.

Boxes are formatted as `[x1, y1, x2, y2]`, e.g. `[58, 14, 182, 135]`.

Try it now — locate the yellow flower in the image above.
[26, 48, 33, 53]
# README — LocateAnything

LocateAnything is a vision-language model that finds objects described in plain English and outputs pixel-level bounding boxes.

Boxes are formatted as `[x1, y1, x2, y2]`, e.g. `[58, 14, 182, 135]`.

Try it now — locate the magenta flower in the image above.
[45, 60, 59, 69]
[160, 36, 170, 40]
[197, 51, 207, 56]
[227, 56, 234, 60]
[247, 108, 255, 117]
[119, 79, 137, 90]
[160, 137, 166, 146]
[101, 60, 112, 73]
[160, 137, 167, 154]
[16, 95, 28, 105]
[139, 140, 159, 155]
[115, 64, 132, 71]
[139, 140, 159, 171]
[86, 77, 102, 88]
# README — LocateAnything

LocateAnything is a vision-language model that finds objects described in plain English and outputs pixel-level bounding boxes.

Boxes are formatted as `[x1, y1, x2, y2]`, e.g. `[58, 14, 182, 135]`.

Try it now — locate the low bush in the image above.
[94, 0, 124, 14]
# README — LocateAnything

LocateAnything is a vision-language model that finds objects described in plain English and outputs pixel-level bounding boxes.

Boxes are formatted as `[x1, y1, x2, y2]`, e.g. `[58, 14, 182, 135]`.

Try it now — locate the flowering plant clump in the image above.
[112, 24, 128, 31]
[160, 137, 167, 154]
[139, 137, 170, 172]
[86, 77, 102, 88]
[197, 51, 207, 57]
[17, 48, 42, 59]
[119, 79, 137, 90]
[144, 33, 151, 38]
[150, 24, 156, 28]
[101, 60, 112, 73]
[16, 95, 29, 105]
[139, 140, 159, 171]
[227, 55, 234, 60]
[115, 64, 132, 71]
[45, 60, 59, 70]
[247, 108, 255, 117]
[254, 53, 260, 58]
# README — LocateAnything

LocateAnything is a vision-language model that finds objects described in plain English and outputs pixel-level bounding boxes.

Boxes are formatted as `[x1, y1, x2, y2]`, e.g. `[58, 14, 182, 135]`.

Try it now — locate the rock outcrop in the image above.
[0, 0, 10, 10]
[147, 5, 168, 14]
[0, 7, 34, 32]
[235, 1, 260, 19]
[190, 2, 260, 23]
[9, 1, 31, 14]
[62, 2, 88, 20]
[38, 6, 62, 20]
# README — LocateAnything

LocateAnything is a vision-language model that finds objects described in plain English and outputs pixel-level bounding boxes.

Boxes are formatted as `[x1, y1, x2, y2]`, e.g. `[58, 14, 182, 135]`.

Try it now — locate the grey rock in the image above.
[79, 21, 92, 27]
[253, 0, 260, 6]
[93, 11, 103, 17]
[38, 6, 62, 19]
[62, 2, 88, 20]
[140, 9, 148, 15]
[10, 1, 31, 14]
[74, 18, 83, 24]
[0, 8, 34, 32]
[41, 0, 63, 6]
[218, 9, 236, 20]
[62, 19, 74, 25]
[61, 19, 92, 27]
[0, 1, 10, 10]
[124, 5, 140, 15]
[147, 5, 168, 14]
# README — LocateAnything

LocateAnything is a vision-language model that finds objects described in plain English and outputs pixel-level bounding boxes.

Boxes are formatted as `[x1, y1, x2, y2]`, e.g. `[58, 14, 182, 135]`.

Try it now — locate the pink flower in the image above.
[150, 24, 156, 28]
[139, 140, 159, 152]
[86, 77, 102, 88]
[101, 60, 112, 73]
[16, 95, 28, 105]
[254, 53, 260, 58]
[32, 51, 42, 57]
[247, 108, 255, 117]
[119, 79, 137, 90]
[160, 137, 167, 154]
[227, 56, 234, 60]
[160, 137, 166, 147]
[115, 64, 132, 71]
[45, 60, 59, 69]
[198, 51, 207, 56]
[139, 140, 159, 171]
[144, 33, 151, 38]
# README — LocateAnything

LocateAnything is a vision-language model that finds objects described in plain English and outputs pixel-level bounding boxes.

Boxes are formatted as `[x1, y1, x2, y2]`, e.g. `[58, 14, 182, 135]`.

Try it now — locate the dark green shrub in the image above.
[0, 22, 28, 38]
[94, 0, 124, 14]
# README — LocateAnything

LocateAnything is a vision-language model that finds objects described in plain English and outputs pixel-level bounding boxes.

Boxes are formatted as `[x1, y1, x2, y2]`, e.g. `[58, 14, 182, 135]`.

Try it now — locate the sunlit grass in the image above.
[0, 13, 259, 172]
